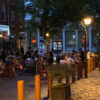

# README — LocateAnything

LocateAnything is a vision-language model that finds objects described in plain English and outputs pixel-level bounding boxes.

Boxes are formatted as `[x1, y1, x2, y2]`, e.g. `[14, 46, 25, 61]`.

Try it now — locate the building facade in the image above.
[0, 0, 25, 54]
[62, 25, 100, 53]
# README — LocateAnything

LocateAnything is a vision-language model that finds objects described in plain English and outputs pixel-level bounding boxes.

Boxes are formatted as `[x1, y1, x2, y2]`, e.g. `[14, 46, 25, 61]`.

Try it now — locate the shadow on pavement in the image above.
[43, 97, 49, 100]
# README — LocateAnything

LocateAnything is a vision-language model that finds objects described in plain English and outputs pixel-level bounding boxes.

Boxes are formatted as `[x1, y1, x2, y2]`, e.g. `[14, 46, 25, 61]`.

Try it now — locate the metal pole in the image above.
[84, 29, 87, 60]
[37, 29, 40, 48]
[89, 27, 92, 51]
[62, 26, 66, 52]
[75, 29, 78, 52]
[84, 29, 88, 78]
[30, 32, 31, 47]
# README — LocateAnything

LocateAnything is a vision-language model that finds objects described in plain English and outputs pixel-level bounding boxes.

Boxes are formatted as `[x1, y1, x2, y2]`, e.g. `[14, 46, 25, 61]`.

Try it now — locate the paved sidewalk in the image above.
[71, 68, 100, 100]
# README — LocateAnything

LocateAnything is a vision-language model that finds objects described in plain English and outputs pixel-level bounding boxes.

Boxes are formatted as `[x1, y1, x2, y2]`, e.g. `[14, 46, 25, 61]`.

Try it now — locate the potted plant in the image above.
[47, 63, 71, 100]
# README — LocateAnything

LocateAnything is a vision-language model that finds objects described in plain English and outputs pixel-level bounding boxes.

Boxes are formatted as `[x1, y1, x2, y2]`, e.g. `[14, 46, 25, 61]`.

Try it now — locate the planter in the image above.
[51, 84, 71, 100]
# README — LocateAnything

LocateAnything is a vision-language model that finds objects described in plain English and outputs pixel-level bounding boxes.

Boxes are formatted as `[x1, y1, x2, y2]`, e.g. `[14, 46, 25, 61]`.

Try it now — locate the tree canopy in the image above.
[18, 0, 100, 37]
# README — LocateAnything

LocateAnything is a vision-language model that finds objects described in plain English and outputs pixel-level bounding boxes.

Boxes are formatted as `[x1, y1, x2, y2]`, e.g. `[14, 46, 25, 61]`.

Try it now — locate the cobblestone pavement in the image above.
[0, 73, 48, 100]
[71, 68, 100, 100]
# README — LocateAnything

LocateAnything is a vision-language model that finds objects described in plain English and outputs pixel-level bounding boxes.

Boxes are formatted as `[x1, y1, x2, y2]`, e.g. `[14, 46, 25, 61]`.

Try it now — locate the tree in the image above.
[24, 0, 89, 38]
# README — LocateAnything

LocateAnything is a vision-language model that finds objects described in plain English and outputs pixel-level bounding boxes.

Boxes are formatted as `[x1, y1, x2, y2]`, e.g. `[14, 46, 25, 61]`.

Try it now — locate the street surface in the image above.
[0, 73, 48, 100]
[0, 68, 100, 100]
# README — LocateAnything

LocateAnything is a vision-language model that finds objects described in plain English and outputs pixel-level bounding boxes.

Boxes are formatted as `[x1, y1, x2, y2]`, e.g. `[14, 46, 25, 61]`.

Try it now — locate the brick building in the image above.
[0, 0, 25, 53]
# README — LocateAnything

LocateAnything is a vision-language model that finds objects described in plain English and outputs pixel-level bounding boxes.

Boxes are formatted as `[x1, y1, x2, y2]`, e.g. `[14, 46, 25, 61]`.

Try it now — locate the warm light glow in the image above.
[83, 17, 92, 25]
[46, 32, 50, 37]
[97, 33, 99, 37]
[32, 39, 36, 43]
[0, 34, 3, 38]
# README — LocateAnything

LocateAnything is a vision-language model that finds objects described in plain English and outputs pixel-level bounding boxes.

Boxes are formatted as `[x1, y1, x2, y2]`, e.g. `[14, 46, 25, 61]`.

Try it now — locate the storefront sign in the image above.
[32, 39, 36, 43]
[0, 25, 10, 36]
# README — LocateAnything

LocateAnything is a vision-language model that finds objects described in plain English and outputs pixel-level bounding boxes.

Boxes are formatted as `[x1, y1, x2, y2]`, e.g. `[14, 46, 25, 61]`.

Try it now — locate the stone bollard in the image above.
[17, 80, 24, 100]
[35, 75, 41, 100]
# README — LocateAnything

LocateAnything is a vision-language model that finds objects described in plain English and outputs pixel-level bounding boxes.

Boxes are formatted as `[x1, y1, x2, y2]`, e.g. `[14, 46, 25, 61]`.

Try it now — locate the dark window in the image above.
[11, 11, 15, 26]
[2, 5, 6, 21]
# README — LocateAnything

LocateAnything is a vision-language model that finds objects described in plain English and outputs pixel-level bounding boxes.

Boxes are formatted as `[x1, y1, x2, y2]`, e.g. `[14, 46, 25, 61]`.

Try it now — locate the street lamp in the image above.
[81, 17, 92, 78]
[81, 17, 92, 60]
[83, 17, 92, 26]
[46, 32, 50, 38]
[46, 32, 50, 50]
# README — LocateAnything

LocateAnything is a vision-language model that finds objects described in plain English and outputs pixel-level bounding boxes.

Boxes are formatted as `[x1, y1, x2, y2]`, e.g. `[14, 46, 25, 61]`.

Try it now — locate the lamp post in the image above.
[81, 17, 92, 60]
[0, 34, 3, 54]
[46, 32, 50, 50]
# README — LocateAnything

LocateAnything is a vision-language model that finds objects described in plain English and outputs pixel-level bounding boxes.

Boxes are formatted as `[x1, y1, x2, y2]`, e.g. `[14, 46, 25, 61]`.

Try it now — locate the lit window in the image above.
[2, 5, 6, 21]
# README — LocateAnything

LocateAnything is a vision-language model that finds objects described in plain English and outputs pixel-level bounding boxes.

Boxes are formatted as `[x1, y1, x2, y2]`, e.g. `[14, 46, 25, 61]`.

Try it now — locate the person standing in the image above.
[79, 48, 84, 63]
[49, 50, 54, 64]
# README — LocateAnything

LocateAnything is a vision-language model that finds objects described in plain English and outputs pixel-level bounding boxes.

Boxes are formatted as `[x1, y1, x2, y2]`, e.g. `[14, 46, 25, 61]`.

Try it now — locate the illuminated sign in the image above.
[0, 25, 10, 36]
[32, 39, 36, 43]
[82, 39, 85, 43]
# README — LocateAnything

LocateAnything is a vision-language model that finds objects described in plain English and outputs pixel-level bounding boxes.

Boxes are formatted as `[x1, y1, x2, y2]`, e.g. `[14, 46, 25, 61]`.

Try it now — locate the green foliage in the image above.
[17, 0, 100, 38]
[47, 64, 71, 84]
[24, 0, 89, 37]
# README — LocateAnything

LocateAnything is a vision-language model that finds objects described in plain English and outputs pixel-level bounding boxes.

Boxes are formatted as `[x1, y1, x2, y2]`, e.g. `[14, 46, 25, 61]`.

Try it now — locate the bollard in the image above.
[48, 72, 53, 99]
[71, 64, 76, 83]
[17, 80, 24, 100]
[77, 62, 81, 80]
[91, 57, 93, 71]
[93, 57, 95, 69]
[80, 61, 83, 79]
[88, 59, 91, 73]
[84, 61, 88, 78]
[35, 75, 41, 100]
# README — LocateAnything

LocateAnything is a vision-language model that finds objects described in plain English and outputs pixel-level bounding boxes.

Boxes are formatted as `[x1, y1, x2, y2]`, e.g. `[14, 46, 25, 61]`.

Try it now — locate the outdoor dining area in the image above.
[0, 55, 19, 79]
[0, 48, 100, 81]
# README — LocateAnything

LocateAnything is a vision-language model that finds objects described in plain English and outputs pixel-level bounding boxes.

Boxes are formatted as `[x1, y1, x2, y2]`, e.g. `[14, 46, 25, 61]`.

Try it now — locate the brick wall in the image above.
[0, 0, 25, 35]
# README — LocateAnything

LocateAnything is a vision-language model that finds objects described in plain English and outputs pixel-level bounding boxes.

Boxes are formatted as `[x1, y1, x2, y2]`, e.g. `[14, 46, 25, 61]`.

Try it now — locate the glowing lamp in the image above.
[83, 17, 92, 25]
[32, 39, 36, 43]
[82, 39, 85, 43]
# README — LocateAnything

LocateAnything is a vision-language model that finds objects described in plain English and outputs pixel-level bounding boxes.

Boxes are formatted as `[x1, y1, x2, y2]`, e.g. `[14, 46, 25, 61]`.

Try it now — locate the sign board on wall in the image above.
[0, 25, 10, 36]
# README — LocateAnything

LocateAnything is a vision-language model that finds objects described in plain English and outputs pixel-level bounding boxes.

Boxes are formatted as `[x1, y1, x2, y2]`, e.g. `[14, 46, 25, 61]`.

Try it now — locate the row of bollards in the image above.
[17, 62, 87, 100]
[17, 75, 41, 100]
[17, 56, 98, 100]
[17, 75, 47, 100]
[88, 56, 97, 73]
[17, 76, 41, 100]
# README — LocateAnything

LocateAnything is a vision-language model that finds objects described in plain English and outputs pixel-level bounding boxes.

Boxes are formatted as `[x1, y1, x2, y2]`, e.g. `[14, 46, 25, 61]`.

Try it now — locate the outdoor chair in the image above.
[3, 63, 16, 79]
